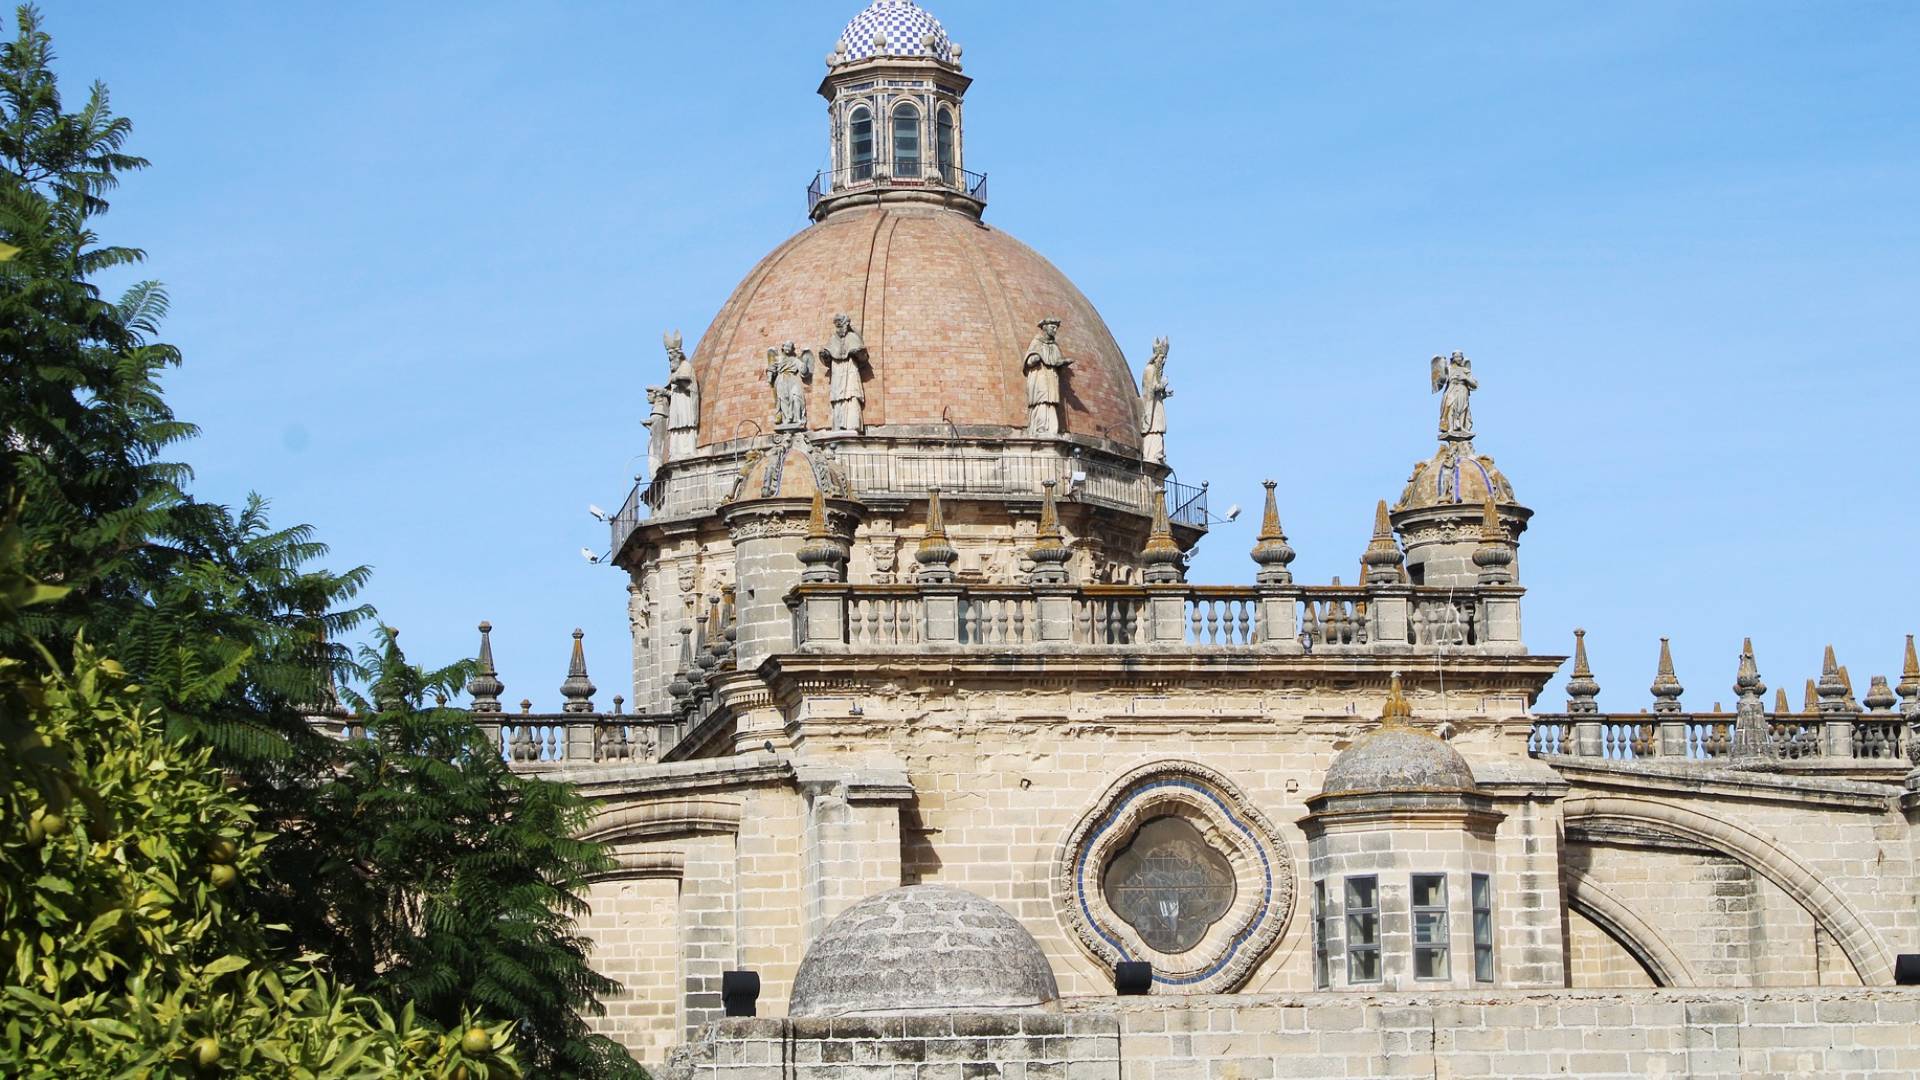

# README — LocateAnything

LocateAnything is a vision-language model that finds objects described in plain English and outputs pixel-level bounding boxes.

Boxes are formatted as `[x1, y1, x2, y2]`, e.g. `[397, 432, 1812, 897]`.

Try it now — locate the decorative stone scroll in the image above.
[1053, 759, 1293, 994]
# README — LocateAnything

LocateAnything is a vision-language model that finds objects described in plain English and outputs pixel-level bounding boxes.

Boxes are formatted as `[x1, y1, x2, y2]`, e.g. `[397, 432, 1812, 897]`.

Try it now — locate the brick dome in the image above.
[688, 204, 1144, 451]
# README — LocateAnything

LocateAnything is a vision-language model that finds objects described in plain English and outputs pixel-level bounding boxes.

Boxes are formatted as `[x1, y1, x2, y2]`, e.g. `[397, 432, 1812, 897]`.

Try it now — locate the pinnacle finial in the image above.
[1380, 670, 1413, 727]
[1566, 628, 1601, 714]
[1774, 687, 1790, 715]
[1471, 497, 1515, 584]
[1141, 482, 1184, 584]
[797, 488, 848, 583]
[467, 620, 505, 713]
[667, 626, 694, 706]
[806, 488, 828, 539]
[559, 627, 596, 713]
[1898, 634, 1920, 713]
[1360, 499, 1405, 585]
[1863, 674, 1897, 713]
[1028, 479, 1071, 584]
[914, 487, 957, 583]
[1650, 637, 1684, 714]
[1803, 678, 1819, 713]
[1250, 480, 1296, 586]
[1735, 637, 1763, 694]
[1816, 645, 1850, 713]
[1730, 637, 1770, 758]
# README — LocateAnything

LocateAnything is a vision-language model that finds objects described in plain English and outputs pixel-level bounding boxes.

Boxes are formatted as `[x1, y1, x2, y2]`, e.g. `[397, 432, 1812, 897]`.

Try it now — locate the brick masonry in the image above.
[686, 205, 1144, 449]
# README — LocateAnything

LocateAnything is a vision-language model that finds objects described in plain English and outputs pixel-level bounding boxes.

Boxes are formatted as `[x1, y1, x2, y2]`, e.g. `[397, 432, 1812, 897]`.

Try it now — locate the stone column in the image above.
[724, 497, 861, 669]
[795, 763, 914, 947]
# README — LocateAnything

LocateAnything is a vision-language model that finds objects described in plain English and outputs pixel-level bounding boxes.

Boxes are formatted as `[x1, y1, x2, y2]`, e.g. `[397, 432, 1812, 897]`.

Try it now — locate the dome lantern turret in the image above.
[812, 1, 981, 221]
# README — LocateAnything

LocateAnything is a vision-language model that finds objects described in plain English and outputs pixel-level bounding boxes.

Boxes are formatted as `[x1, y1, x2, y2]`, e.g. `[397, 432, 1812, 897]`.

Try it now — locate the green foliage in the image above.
[264, 629, 645, 1080]
[0, 553, 521, 1077]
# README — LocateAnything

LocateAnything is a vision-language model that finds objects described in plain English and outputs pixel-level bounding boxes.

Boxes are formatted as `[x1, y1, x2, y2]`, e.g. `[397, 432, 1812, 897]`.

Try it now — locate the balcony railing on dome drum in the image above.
[610, 453, 1208, 557]
[792, 581, 1523, 655]
[808, 164, 988, 212]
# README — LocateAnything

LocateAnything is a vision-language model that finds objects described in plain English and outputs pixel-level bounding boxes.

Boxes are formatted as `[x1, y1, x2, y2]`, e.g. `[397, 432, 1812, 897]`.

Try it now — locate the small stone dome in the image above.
[1321, 726, 1478, 796]
[721, 435, 850, 505]
[789, 885, 1059, 1018]
[1395, 443, 1517, 513]
[835, 1, 954, 64]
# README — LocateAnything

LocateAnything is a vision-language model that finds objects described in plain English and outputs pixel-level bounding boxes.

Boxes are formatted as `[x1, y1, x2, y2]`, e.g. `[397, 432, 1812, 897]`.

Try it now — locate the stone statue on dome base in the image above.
[1023, 317, 1072, 437]
[645, 385, 669, 476]
[1431, 351, 1476, 442]
[664, 330, 700, 457]
[820, 313, 869, 432]
[1140, 336, 1171, 464]
[766, 341, 815, 429]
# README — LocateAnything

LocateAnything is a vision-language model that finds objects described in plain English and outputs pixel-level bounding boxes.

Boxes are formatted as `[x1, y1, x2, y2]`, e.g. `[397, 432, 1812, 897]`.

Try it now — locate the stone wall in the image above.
[663, 988, 1920, 1079]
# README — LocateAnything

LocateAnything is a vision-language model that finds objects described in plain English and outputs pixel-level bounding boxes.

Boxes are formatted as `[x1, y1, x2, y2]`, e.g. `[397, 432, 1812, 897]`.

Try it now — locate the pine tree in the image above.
[275, 628, 645, 1080]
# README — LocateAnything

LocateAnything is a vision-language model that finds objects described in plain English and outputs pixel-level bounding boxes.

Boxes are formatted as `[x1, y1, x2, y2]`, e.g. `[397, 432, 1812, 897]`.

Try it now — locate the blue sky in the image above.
[46, 2, 1919, 714]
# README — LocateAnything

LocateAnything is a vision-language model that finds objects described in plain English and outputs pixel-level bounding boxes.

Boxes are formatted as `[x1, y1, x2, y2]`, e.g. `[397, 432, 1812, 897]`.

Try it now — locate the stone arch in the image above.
[1563, 870, 1698, 987]
[1562, 795, 1894, 985]
[583, 796, 742, 843]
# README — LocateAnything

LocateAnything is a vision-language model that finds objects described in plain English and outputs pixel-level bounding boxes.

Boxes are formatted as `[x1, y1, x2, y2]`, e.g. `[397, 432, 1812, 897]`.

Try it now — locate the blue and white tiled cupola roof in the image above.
[835, 0, 954, 64]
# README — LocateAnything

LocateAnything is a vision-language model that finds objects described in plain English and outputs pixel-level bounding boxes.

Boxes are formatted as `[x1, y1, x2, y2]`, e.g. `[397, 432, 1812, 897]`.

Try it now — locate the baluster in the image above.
[1189, 602, 1204, 644]
[1011, 599, 1027, 643]
[1074, 600, 1091, 643]
[1206, 599, 1222, 644]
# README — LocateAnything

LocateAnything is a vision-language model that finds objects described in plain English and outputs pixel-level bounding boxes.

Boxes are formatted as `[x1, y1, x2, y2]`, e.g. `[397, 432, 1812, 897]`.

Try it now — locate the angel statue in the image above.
[1430, 351, 1476, 441]
[1139, 336, 1172, 464]
[766, 341, 814, 428]
[664, 330, 700, 457]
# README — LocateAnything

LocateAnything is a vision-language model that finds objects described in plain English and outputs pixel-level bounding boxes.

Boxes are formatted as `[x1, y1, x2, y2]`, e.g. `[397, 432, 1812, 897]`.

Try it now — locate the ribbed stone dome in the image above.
[835, 0, 954, 64]
[688, 204, 1143, 451]
[788, 885, 1059, 1017]
[721, 436, 850, 504]
[1394, 443, 1517, 513]
[1321, 727, 1478, 796]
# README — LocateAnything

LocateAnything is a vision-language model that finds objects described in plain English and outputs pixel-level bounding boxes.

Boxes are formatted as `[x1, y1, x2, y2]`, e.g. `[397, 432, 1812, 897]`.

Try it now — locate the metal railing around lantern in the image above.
[807, 164, 988, 212]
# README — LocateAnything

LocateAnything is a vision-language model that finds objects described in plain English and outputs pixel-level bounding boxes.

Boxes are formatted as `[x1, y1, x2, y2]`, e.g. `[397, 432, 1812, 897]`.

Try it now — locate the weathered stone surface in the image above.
[789, 885, 1059, 1018]
[1320, 727, 1477, 795]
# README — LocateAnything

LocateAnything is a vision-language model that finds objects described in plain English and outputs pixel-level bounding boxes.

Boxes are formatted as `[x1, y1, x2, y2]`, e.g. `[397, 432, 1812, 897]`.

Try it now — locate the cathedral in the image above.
[450, 4, 1920, 1076]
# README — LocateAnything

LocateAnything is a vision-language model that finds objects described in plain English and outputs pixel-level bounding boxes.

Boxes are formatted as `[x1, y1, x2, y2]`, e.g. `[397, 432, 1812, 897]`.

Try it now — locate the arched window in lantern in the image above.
[892, 102, 922, 179]
[936, 106, 956, 183]
[849, 106, 874, 182]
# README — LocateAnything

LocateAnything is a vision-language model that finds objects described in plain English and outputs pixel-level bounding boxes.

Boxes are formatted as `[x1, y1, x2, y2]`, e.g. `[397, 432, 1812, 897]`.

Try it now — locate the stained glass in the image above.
[1102, 815, 1235, 954]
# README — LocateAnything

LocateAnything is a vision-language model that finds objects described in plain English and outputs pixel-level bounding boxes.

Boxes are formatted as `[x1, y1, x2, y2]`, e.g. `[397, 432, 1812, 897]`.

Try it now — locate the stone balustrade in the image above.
[791, 581, 1525, 654]
[1528, 711, 1917, 769]
[474, 713, 684, 769]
